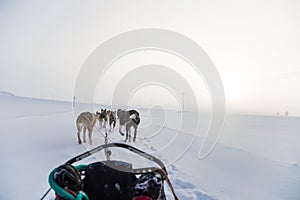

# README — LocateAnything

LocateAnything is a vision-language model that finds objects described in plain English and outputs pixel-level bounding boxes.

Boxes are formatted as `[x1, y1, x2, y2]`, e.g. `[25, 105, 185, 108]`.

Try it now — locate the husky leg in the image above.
[128, 128, 132, 142]
[125, 125, 130, 142]
[124, 125, 128, 142]
[77, 127, 82, 144]
[133, 127, 137, 143]
[88, 127, 92, 145]
[119, 125, 124, 136]
[83, 127, 87, 143]
[107, 116, 110, 131]
[110, 121, 113, 131]
[113, 120, 116, 130]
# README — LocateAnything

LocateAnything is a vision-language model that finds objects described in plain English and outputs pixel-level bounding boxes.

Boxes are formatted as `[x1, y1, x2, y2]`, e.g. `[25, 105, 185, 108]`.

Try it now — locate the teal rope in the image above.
[49, 165, 89, 200]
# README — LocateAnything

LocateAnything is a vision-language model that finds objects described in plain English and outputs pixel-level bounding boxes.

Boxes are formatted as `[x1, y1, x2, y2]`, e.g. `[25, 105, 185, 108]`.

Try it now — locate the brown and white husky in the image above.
[76, 111, 100, 145]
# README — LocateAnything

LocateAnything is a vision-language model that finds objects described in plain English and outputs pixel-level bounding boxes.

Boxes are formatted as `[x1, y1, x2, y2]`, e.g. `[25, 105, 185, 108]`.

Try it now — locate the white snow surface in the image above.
[0, 94, 300, 200]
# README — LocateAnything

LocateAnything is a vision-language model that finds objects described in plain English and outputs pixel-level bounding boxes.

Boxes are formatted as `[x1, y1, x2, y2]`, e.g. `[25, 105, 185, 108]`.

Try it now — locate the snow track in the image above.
[1, 94, 300, 200]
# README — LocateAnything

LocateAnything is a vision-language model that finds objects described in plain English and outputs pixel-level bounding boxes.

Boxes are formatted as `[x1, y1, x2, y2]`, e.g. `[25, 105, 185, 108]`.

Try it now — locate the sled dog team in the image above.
[76, 109, 140, 145]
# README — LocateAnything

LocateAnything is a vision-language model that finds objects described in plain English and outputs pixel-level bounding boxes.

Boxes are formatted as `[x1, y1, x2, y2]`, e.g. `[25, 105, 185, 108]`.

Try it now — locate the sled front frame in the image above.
[49, 143, 168, 200]
[66, 143, 167, 173]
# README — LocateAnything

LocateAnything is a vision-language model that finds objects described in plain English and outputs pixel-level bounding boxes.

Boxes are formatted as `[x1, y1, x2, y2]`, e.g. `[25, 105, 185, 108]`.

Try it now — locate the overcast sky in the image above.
[0, 0, 300, 115]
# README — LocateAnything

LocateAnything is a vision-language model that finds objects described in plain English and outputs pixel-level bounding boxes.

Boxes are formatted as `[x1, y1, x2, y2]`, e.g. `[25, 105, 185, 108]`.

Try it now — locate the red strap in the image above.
[133, 196, 153, 200]
[55, 190, 77, 200]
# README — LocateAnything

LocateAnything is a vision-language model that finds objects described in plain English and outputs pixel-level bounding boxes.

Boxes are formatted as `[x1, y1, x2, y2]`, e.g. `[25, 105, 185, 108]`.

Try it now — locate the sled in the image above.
[41, 143, 178, 200]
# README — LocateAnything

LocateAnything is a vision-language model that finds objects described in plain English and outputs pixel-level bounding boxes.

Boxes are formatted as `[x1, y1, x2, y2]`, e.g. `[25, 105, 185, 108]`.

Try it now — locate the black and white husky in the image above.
[108, 110, 117, 131]
[98, 108, 107, 128]
[117, 109, 140, 142]
[98, 109, 117, 131]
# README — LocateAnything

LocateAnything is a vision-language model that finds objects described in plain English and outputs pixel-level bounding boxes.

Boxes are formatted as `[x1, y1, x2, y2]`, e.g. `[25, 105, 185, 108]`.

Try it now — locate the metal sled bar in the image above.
[66, 143, 167, 173]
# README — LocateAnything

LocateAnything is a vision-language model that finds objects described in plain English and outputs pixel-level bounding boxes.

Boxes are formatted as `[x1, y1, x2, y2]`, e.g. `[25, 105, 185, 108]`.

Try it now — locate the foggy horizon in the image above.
[1, 0, 300, 116]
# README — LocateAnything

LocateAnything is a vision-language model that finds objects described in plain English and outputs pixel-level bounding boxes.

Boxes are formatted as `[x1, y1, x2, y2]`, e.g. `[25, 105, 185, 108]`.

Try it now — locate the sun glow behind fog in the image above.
[1, 1, 300, 116]
[222, 75, 244, 105]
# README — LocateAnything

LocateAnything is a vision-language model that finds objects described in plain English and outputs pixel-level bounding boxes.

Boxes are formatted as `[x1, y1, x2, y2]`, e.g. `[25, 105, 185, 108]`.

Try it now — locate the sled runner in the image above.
[42, 143, 179, 200]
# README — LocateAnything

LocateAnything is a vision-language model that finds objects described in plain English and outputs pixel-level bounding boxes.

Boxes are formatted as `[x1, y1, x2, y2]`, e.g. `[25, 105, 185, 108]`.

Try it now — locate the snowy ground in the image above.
[0, 92, 300, 199]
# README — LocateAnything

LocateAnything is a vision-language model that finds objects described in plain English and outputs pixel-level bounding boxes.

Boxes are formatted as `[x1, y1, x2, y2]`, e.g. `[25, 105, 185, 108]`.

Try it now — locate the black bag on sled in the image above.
[43, 143, 178, 200]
